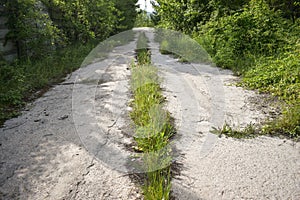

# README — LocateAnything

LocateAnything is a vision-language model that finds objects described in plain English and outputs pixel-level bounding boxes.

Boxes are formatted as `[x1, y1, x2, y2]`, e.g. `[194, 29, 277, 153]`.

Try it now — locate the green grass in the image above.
[136, 32, 151, 65]
[262, 104, 300, 140]
[143, 167, 171, 200]
[130, 33, 174, 200]
[211, 123, 260, 139]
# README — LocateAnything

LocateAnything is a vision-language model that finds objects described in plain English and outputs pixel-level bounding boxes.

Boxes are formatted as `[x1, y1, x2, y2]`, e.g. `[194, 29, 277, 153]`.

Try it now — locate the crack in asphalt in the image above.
[0, 28, 299, 200]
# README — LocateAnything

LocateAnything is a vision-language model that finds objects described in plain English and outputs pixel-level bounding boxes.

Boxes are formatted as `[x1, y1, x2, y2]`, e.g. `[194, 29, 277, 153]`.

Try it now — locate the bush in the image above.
[197, 0, 289, 71]
[243, 48, 300, 102]
[43, 0, 118, 42]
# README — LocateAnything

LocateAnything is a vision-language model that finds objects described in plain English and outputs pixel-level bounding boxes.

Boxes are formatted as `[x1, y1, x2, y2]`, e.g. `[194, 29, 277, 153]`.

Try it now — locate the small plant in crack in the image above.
[129, 32, 176, 200]
[211, 122, 260, 139]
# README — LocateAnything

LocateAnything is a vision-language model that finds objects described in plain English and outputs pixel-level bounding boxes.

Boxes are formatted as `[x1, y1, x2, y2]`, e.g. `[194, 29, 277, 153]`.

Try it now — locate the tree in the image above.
[135, 10, 154, 27]
[1, 0, 62, 59]
[113, 0, 139, 31]
[153, 0, 212, 33]
[266, 0, 300, 22]
[43, 0, 118, 42]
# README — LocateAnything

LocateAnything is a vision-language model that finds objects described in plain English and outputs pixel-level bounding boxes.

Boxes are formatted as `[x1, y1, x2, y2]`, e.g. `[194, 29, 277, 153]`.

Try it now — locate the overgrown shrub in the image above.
[242, 39, 300, 138]
[243, 46, 300, 102]
[197, 0, 289, 71]
[43, 0, 118, 42]
[1, 0, 137, 60]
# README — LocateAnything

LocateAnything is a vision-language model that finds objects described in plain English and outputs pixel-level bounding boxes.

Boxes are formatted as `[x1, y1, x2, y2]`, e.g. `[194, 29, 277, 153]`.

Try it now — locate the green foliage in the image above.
[197, 0, 288, 70]
[243, 48, 300, 102]
[242, 41, 300, 138]
[1, 0, 138, 60]
[208, 0, 249, 18]
[266, 0, 300, 22]
[43, 0, 118, 42]
[153, 0, 249, 33]
[211, 123, 259, 139]
[2, 0, 63, 59]
[154, 0, 299, 32]
[0, 63, 26, 107]
[135, 11, 154, 27]
[153, 0, 186, 31]
[113, 0, 139, 31]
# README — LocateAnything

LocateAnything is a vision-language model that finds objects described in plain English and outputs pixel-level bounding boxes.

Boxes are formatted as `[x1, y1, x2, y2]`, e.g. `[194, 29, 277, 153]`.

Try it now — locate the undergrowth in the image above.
[0, 42, 95, 125]
[242, 45, 300, 139]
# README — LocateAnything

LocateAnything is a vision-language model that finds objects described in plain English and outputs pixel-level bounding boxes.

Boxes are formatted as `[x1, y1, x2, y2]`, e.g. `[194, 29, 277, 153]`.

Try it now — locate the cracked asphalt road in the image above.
[1, 28, 299, 200]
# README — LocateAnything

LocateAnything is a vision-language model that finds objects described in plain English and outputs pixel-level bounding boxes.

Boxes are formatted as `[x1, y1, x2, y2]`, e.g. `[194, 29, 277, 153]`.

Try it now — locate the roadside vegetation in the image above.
[130, 32, 175, 200]
[0, 42, 95, 124]
[153, 0, 300, 139]
[135, 10, 155, 27]
[0, 0, 138, 125]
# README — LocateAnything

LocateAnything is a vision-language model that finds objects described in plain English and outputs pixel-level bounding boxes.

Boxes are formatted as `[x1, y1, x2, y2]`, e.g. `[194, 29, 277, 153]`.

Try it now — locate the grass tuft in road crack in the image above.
[211, 123, 260, 139]
[130, 32, 175, 200]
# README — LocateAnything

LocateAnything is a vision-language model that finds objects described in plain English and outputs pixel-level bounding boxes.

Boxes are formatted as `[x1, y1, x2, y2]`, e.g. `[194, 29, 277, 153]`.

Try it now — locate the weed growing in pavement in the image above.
[211, 122, 260, 139]
[136, 32, 151, 65]
[130, 32, 175, 200]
